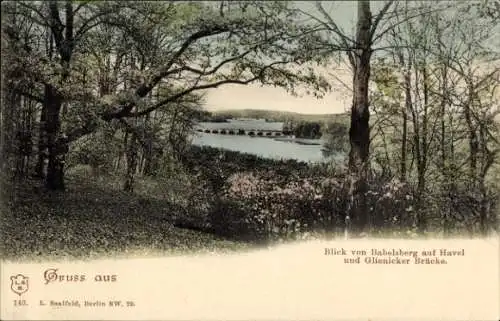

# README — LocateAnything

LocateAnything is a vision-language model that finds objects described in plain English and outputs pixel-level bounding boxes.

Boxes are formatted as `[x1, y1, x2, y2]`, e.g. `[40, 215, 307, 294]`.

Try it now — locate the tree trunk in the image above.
[124, 132, 138, 192]
[416, 65, 429, 233]
[44, 0, 74, 191]
[116, 130, 128, 172]
[3, 86, 21, 177]
[439, 66, 452, 235]
[478, 180, 488, 236]
[12, 94, 23, 178]
[143, 140, 154, 176]
[35, 92, 48, 178]
[400, 109, 407, 181]
[478, 125, 495, 236]
[400, 60, 412, 182]
[464, 82, 479, 184]
[44, 85, 65, 190]
[347, 0, 372, 235]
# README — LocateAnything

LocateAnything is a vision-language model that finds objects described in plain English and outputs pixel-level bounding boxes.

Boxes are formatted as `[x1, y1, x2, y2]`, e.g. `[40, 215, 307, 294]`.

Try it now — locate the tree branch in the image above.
[104, 25, 233, 119]
[370, 0, 395, 39]
[14, 2, 51, 27]
[371, 3, 455, 46]
[314, 1, 355, 66]
[126, 61, 289, 118]
[166, 47, 255, 78]
[73, 5, 118, 42]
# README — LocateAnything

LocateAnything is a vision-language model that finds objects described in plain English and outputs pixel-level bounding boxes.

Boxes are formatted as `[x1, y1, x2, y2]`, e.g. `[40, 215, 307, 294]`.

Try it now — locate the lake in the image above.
[192, 132, 343, 163]
[192, 119, 345, 163]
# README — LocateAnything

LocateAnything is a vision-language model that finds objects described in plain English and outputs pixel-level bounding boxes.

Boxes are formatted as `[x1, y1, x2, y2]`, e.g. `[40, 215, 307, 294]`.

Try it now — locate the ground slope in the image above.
[0, 176, 248, 262]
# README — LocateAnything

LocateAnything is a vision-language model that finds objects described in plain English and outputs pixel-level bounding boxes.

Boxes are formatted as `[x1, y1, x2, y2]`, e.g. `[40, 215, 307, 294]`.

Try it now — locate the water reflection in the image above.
[192, 132, 341, 163]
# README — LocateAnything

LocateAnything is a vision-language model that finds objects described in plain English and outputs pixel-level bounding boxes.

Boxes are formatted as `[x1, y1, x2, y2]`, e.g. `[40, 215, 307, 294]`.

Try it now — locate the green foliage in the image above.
[4, 1, 332, 147]
[178, 145, 473, 241]
[321, 121, 350, 157]
[218, 171, 345, 241]
[293, 121, 322, 139]
[66, 125, 121, 173]
[371, 58, 402, 103]
[2, 0, 499, 259]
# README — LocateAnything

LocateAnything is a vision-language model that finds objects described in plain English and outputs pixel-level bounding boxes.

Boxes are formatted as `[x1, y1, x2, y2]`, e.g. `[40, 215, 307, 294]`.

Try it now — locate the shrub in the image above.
[366, 177, 414, 233]
[217, 171, 346, 242]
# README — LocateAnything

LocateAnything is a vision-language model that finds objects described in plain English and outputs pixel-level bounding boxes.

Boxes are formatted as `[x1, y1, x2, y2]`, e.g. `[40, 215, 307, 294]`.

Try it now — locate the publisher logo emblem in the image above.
[10, 274, 29, 296]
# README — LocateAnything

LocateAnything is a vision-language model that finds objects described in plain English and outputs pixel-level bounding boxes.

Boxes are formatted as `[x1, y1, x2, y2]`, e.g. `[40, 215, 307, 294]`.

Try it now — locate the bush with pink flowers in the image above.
[180, 146, 487, 242]
[208, 170, 347, 242]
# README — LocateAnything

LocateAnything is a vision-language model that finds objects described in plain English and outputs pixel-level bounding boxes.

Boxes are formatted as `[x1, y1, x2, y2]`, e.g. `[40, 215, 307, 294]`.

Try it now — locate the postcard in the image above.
[1, 1, 499, 320]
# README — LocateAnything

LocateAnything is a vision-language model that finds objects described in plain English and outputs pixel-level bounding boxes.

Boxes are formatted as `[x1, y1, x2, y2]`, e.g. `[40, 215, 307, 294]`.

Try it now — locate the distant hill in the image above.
[210, 109, 349, 124]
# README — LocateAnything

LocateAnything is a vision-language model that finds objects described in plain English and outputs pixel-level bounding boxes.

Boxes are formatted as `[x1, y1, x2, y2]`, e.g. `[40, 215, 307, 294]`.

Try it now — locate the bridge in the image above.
[195, 119, 293, 137]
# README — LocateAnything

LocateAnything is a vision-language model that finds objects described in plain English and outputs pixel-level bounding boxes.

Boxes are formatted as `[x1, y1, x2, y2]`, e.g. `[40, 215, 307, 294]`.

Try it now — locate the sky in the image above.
[203, 1, 498, 115]
[204, 1, 361, 115]
[205, 83, 351, 115]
